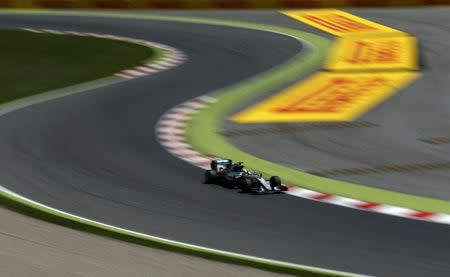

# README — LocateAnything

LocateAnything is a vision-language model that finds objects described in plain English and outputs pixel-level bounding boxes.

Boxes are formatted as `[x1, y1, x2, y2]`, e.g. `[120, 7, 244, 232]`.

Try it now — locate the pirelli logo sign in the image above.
[325, 35, 418, 71]
[283, 9, 401, 36]
[231, 72, 419, 122]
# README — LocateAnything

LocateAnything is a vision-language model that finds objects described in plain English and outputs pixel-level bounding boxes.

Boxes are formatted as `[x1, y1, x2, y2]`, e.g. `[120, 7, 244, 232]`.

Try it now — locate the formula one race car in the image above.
[204, 158, 288, 194]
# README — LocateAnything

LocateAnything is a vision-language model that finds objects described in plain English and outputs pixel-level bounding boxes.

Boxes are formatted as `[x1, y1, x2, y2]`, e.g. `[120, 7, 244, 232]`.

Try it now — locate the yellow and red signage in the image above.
[282, 9, 402, 37]
[231, 72, 419, 123]
[232, 9, 420, 123]
[325, 35, 418, 71]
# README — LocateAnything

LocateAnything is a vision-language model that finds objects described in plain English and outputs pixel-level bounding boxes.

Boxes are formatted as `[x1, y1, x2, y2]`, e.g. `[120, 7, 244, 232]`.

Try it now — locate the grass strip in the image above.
[0, 29, 158, 104]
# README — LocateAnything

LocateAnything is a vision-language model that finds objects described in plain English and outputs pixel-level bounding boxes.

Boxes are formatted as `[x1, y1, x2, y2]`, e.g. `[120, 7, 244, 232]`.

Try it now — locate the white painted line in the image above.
[198, 95, 218, 103]
[64, 31, 84, 36]
[22, 28, 43, 33]
[286, 188, 323, 199]
[158, 61, 177, 67]
[147, 64, 168, 70]
[100, 34, 122, 40]
[161, 113, 191, 121]
[371, 206, 413, 217]
[170, 107, 199, 114]
[157, 127, 185, 134]
[179, 102, 208, 109]
[121, 69, 147, 77]
[329, 197, 366, 208]
[158, 120, 186, 127]
[42, 29, 64, 34]
[158, 134, 183, 141]
[429, 214, 450, 224]
[135, 66, 157, 73]
[115, 73, 134, 79]
[160, 141, 192, 149]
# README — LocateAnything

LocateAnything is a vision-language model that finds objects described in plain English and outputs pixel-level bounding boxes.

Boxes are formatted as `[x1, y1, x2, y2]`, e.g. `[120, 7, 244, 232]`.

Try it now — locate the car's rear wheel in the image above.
[204, 170, 217, 184]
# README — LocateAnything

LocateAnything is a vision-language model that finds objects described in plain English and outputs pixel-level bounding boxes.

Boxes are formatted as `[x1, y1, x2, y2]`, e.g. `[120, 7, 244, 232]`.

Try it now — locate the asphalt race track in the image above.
[0, 11, 449, 277]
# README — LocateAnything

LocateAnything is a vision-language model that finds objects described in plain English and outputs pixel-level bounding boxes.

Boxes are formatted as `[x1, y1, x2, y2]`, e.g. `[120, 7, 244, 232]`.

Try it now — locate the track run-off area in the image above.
[0, 9, 449, 277]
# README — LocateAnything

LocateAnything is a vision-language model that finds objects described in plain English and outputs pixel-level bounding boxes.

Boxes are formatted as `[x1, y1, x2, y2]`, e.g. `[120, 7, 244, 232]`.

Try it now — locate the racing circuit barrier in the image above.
[2, 0, 450, 9]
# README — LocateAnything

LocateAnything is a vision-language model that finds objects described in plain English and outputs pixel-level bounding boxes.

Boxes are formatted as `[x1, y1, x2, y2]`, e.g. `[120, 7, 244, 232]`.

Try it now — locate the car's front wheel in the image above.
[269, 176, 282, 189]
[204, 170, 217, 184]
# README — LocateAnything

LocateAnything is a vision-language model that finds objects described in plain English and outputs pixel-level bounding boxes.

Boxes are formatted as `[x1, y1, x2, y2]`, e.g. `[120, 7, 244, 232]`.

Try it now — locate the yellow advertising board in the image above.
[231, 72, 419, 123]
[282, 9, 402, 37]
[325, 35, 418, 71]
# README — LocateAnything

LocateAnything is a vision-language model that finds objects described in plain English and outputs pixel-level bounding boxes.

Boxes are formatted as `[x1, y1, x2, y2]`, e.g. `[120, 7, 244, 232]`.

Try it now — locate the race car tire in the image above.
[269, 176, 282, 189]
[204, 170, 217, 184]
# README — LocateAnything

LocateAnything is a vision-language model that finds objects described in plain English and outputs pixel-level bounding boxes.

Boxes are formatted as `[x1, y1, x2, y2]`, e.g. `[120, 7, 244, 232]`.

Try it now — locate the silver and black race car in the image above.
[204, 158, 288, 194]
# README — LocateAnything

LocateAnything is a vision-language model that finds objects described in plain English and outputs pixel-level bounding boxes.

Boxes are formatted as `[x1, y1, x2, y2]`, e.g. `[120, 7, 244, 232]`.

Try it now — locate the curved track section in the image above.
[0, 12, 449, 277]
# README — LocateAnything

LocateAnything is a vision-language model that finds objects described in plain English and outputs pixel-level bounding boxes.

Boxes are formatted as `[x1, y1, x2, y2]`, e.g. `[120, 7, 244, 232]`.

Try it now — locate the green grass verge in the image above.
[0, 10, 363, 277]
[0, 29, 160, 104]
[183, 29, 450, 215]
